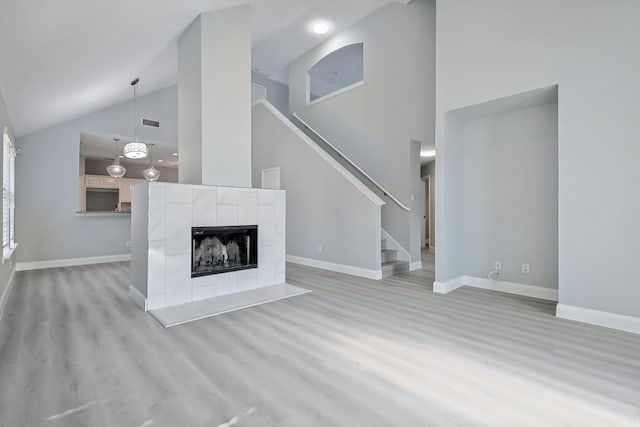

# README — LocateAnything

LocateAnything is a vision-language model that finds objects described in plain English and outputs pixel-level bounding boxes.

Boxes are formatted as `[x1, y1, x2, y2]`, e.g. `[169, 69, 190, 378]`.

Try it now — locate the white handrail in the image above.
[292, 113, 411, 212]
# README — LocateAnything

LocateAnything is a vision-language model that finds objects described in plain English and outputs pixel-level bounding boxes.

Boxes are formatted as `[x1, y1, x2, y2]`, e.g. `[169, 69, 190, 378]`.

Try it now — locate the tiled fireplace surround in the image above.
[131, 182, 286, 310]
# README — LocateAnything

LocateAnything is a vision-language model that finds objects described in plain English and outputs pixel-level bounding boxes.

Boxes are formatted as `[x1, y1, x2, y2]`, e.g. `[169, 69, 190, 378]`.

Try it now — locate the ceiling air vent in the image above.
[141, 118, 160, 128]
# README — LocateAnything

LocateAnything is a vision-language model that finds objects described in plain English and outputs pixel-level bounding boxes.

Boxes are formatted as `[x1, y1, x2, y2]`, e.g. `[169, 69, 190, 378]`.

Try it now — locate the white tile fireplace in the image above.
[130, 182, 286, 310]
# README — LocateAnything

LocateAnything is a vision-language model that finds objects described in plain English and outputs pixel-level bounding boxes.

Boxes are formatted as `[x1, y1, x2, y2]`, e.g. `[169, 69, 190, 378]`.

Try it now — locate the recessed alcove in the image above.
[437, 85, 559, 295]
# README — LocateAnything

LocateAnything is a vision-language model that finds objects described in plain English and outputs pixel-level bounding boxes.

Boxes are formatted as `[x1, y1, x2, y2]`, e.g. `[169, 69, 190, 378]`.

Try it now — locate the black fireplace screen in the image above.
[192, 225, 258, 277]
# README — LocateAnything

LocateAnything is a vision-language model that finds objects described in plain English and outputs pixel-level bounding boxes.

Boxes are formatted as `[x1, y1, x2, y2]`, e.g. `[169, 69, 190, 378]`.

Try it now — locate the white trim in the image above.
[556, 304, 640, 335]
[433, 277, 464, 294]
[381, 228, 410, 262]
[253, 100, 384, 207]
[261, 167, 280, 190]
[432, 275, 558, 301]
[128, 284, 147, 312]
[287, 254, 382, 280]
[409, 261, 422, 271]
[306, 80, 365, 107]
[16, 254, 131, 271]
[0, 267, 16, 320]
[464, 276, 558, 301]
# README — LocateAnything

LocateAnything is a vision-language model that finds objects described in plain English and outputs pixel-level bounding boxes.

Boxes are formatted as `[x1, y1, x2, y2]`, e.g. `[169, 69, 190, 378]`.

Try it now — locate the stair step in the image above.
[381, 249, 398, 263]
[381, 260, 410, 278]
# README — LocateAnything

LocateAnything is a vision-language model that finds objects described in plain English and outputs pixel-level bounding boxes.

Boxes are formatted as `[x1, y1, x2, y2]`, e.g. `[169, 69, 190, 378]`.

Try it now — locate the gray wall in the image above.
[251, 72, 289, 116]
[177, 15, 203, 185]
[462, 103, 558, 288]
[84, 158, 179, 183]
[435, 0, 640, 317]
[0, 88, 16, 299]
[287, 0, 435, 259]
[252, 102, 381, 271]
[16, 86, 177, 263]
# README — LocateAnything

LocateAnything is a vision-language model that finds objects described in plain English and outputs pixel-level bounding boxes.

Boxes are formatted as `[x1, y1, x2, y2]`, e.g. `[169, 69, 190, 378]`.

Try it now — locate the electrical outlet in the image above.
[522, 263, 530, 274]
[125, 240, 131, 248]
[495, 260, 502, 270]
[317, 245, 322, 253]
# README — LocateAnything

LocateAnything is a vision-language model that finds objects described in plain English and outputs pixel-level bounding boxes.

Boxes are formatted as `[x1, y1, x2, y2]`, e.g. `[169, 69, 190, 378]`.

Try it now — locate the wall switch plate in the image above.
[125, 240, 131, 248]
[522, 263, 530, 274]
[317, 245, 322, 253]
[495, 260, 502, 270]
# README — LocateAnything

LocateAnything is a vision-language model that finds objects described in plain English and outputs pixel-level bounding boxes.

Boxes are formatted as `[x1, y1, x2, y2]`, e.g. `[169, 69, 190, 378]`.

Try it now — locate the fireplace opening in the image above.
[192, 225, 258, 277]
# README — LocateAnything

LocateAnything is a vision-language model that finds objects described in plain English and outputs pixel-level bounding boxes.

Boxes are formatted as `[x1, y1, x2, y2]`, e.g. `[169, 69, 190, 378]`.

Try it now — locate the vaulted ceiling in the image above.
[0, 0, 404, 137]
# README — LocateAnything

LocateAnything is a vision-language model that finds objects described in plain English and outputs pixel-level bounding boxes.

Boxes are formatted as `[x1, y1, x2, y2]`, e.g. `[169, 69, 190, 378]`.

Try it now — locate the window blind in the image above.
[3, 132, 15, 249]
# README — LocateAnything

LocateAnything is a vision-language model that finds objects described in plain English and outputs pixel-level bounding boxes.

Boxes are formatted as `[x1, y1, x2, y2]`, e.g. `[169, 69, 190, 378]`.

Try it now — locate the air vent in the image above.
[141, 118, 160, 128]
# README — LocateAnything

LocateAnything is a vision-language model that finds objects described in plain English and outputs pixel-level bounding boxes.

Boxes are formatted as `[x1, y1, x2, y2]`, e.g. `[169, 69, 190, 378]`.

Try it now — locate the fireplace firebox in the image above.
[192, 225, 258, 277]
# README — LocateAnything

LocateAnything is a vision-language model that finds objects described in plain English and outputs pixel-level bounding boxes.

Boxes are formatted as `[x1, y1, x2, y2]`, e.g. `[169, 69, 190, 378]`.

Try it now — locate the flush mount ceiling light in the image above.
[107, 138, 126, 178]
[420, 150, 436, 158]
[123, 78, 149, 159]
[311, 20, 331, 34]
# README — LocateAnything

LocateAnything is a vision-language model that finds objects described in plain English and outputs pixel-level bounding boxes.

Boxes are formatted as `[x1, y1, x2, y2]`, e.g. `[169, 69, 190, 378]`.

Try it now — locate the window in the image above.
[3, 127, 16, 260]
[307, 42, 364, 104]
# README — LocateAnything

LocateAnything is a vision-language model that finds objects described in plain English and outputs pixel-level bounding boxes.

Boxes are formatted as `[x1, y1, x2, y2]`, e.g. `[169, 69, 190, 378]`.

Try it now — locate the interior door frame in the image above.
[421, 175, 431, 248]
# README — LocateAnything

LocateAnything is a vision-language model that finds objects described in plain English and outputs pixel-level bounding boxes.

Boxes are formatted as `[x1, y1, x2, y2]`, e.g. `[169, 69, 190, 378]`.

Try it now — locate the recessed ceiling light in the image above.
[172, 152, 178, 156]
[311, 21, 331, 35]
[420, 150, 436, 158]
[158, 159, 164, 163]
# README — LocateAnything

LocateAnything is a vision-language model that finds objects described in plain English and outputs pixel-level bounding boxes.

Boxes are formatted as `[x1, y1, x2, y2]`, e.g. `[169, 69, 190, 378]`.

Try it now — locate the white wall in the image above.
[462, 103, 558, 288]
[435, 0, 640, 317]
[288, 0, 435, 260]
[16, 86, 177, 263]
[179, 6, 252, 188]
[201, 6, 251, 187]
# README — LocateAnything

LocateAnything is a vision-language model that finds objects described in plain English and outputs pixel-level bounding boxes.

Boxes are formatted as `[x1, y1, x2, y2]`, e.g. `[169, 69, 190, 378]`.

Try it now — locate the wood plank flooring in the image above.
[0, 260, 639, 426]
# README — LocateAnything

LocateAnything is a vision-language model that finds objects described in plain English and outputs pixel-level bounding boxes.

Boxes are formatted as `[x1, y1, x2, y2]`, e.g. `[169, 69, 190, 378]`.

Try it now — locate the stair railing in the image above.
[292, 113, 410, 212]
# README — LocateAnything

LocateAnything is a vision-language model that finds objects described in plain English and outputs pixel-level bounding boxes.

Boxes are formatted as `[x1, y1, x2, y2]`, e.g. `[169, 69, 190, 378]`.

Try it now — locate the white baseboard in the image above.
[433, 275, 557, 301]
[128, 284, 147, 312]
[433, 277, 464, 294]
[464, 276, 558, 301]
[409, 261, 422, 271]
[556, 304, 640, 335]
[16, 254, 131, 272]
[286, 255, 383, 280]
[0, 267, 17, 320]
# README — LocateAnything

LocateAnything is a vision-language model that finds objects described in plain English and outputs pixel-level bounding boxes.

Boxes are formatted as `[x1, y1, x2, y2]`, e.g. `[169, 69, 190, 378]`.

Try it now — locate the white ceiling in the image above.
[0, 0, 401, 137]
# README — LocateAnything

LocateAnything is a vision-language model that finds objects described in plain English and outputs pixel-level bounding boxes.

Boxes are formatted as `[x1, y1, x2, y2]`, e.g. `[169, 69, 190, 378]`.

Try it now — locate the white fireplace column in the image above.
[177, 5, 251, 187]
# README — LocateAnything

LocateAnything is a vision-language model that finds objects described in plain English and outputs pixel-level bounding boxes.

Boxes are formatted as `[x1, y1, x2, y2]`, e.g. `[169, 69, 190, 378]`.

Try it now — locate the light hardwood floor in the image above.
[0, 260, 639, 426]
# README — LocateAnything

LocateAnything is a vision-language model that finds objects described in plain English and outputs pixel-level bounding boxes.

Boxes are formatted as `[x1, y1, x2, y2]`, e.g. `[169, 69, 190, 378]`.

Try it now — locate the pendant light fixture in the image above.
[106, 138, 126, 178]
[123, 78, 149, 159]
[143, 144, 160, 182]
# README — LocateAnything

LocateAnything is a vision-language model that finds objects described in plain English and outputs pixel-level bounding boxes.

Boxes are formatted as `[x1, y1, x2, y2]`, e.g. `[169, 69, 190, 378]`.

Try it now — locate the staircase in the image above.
[381, 238, 410, 278]
[291, 113, 413, 279]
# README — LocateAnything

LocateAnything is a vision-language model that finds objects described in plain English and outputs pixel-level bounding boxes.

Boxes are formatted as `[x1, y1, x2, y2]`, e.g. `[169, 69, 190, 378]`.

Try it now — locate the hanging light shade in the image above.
[123, 77, 148, 159]
[143, 165, 160, 182]
[123, 142, 148, 159]
[143, 143, 160, 181]
[107, 138, 126, 178]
